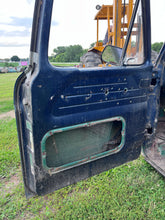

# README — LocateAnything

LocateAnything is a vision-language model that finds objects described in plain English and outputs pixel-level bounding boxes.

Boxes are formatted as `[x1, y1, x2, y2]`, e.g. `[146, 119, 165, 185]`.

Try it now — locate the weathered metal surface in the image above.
[14, 0, 155, 198]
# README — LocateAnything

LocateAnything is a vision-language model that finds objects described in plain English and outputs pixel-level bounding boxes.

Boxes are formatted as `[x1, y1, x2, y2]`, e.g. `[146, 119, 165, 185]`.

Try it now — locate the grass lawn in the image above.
[1, 69, 165, 219]
[0, 118, 19, 177]
[51, 62, 79, 67]
[0, 62, 19, 67]
[0, 72, 20, 113]
[1, 118, 165, 219]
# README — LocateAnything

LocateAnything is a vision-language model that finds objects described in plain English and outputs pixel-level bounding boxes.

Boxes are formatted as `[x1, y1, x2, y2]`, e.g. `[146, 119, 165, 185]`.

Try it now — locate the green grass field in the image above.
[0, 62, 19, 67]
[0, 72, 20, 113]
[1, 71, 165, 219]
[51, 62, 79, 67]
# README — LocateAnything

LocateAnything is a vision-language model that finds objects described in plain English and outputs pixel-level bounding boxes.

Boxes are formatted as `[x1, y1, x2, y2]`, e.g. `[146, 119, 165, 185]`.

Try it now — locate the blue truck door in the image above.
[14, 0, 157, 198]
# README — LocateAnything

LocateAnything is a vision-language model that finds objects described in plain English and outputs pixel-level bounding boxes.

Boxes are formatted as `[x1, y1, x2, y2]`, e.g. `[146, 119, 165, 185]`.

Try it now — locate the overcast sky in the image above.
[0, 0, 164, 59]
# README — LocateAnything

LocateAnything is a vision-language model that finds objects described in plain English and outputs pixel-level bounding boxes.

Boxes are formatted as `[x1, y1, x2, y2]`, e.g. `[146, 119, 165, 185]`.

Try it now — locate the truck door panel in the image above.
[14, 0, 156, 198]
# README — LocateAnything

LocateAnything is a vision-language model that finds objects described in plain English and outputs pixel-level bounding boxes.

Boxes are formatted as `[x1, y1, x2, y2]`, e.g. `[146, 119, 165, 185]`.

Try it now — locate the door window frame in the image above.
[120, 0, 151, 66]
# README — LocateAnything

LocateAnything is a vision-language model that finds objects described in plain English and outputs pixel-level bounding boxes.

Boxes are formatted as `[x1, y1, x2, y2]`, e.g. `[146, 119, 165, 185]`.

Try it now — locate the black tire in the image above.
[80, 51, 102, 68]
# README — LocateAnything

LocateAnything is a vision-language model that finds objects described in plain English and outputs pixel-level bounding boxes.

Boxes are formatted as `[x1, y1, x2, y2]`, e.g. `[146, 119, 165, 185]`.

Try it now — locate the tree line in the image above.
[151, 42, 164, 53]
[49, 42, 164, 63]
[49, 45, 88, 63]
[3, 42, 163, 64]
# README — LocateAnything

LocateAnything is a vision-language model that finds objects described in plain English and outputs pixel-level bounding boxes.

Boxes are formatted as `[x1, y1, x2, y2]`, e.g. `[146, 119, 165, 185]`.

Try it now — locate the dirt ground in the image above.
[0, 110, 15, 119]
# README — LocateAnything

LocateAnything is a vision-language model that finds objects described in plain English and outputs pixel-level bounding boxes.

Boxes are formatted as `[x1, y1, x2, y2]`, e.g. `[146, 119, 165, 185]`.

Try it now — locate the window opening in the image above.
[123, 0, 144, 65]
[48, 0, 136, 68]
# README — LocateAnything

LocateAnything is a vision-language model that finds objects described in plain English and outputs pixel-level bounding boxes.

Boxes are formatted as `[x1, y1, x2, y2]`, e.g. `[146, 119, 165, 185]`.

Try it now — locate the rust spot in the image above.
[52, 135, 58, 154]
[50, 168, 55, 173]
[42, 152, 46, 156]
[55, 167, 62, 172]
[54, 129, 63, 133]
[80, 158, 88, 163]
[90, 155, 97, 160]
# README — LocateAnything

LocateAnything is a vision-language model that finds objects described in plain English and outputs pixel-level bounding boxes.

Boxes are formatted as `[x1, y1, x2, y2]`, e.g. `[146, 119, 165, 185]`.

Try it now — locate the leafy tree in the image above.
[151, 42, 163, 53]
[11, 55, 20, 62]
[48, 56, 56, 62]
[53, 46, 66, 55]
[64, 45, 84, 62]
[55, 53, 66, 62]
[52, 45, 84, 62]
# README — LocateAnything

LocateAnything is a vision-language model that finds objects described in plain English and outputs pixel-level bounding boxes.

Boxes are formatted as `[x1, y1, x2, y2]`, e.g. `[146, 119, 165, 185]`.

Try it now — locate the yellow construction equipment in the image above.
[80, 0, 134, 67]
